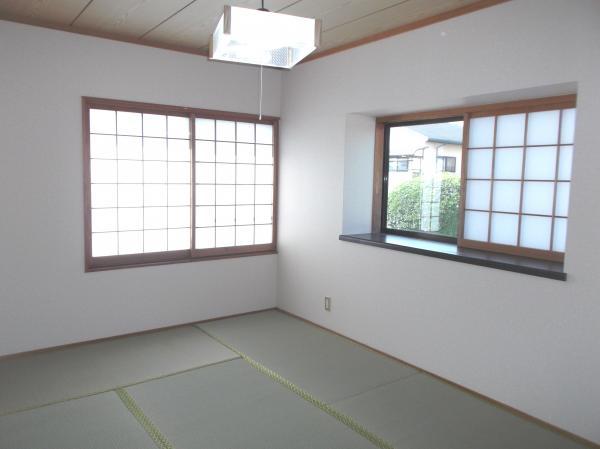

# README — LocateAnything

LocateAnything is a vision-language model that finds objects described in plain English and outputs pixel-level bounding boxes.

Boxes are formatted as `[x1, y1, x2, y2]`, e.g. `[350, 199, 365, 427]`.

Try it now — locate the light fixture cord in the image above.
[259, 65, 263, 120]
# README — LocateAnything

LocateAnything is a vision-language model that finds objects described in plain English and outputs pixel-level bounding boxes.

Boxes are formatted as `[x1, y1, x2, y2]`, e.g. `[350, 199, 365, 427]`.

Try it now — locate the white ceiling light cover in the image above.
[210, 6, 321, 69]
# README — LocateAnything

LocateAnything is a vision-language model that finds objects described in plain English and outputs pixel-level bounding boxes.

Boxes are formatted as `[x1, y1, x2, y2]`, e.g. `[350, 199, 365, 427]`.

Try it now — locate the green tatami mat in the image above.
[197, 310, 417, 403]
[125, 358, 381, 449]
[0, 325, 236, 415]
[332, 373, 589, 449]
[0, 392, 158, 449]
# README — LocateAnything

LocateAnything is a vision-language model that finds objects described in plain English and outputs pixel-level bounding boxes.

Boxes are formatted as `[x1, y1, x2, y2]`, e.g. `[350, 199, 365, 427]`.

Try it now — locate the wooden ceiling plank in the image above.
[0, 0, 91, 25]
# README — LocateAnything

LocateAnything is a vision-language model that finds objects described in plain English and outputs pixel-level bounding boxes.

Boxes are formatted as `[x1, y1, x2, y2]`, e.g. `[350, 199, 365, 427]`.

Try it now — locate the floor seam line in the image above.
[0, 355, 241, 418]
[115, 388, 175, 449]
[329, 371, 423, 405]
[197, 327, 397, 449]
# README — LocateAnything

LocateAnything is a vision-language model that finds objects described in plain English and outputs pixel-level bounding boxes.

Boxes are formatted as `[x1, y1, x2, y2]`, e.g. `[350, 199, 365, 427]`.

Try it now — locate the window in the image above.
[382, 118, 464, 243]
[389, 157, 409, 172]
[83, 97, 278, 271]
[374, 95, 576, 262]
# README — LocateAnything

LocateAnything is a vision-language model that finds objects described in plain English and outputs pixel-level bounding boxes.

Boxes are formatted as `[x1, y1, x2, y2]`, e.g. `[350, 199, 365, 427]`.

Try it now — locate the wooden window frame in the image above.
[373, 94, 576, 262]
[83, 97, 279, 272]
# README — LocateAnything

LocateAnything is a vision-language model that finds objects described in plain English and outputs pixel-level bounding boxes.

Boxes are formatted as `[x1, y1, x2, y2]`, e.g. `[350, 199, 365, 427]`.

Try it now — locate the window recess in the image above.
[372, 95, 576, 264]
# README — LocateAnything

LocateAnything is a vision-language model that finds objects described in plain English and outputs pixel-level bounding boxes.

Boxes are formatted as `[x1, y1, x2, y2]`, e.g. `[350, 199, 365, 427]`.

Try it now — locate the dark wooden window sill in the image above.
[339, 233, 566, 281]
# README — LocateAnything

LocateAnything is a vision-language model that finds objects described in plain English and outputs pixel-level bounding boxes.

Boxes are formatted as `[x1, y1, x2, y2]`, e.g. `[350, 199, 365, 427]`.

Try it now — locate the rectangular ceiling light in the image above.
[210, 6, 321, 69]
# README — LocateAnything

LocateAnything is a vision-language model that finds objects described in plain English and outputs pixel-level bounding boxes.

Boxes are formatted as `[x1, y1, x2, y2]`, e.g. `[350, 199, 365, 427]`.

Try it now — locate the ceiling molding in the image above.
[0, 0, 509, 64]
[302, 0, 511, 63]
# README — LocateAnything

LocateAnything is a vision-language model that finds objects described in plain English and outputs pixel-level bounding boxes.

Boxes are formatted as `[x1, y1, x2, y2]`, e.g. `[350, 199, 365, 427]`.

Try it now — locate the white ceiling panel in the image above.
[0, 0, 89, 25]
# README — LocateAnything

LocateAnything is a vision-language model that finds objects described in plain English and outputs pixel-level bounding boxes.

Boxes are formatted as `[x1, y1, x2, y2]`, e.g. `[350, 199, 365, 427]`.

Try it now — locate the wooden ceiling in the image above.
[0, 0, 506, 62]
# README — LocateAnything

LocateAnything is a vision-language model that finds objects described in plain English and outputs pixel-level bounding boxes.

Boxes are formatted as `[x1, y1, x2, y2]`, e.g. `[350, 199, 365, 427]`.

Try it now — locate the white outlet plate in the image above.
[324, 296, 331, 311]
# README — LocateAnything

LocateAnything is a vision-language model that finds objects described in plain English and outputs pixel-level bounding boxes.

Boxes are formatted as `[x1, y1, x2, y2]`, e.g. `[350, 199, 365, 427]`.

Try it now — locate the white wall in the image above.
[279, 0, 600, 443]
[0, 21, 281, 357]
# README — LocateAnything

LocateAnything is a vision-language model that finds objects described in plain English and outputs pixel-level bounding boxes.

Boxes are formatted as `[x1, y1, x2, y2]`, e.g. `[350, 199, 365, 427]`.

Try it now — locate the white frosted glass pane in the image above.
[118, 136, 143, 160]
[168, 139, 190, 161]
[91, 159, 117, 183]
[216, 163, 235, 184]
[195, 227, 216, 249]
[118, 160, 143, 183]
[196, 185, 215, 205]
[463, 210, 489, 242]
[195, 119, 215, 140]
[468, 116, 494, 148]
[237, 122, 255, 143]
[236, 205, 254, 225]
[90, 109, 115, 134]
[492, 181, 521, 213]
[256, 145, 273, 164]
[256, 165, 274, 184]
[216, 226, 235, 247]
[520, 215, 552, 250]
[144, 207, 167, 230]
[91, 184, 117, 208]
[196, 140, 215, 162]
[92, 208, 117, 232]
[490, 213, 519, 246]
[494, 147, 523, 179]
[216, 142, 235, 162]
[118, 207, 143, 231]
[255, 185, 273, 204]
[237, 143, 255, 163]
[467, 149, 493, 179]
[560, 109, 576, 144]
[119, 231, 143, 255]
[524, 146, 556, 180]
[117, 111, 142, 136]
[168, 228, 190, 250]
[167, 116, 189, 139]
[144, 184, 167, 206]
[196, 163, 215, 184]
[522, 182, 554, 215]
[143, 114, 167, 137]
[558, 146, 573, 181]
[256, 124, 273, 144]
[255, 224, 273, 244]
[168, 184, 191, 206]
[143, 229, 167, 253]
[168, 206, 190, 228]
[216, 185, 235, 205]
[527, 110, 560, 145]
[466, 180, 491, 210]
[496, 113, 525, 147]
[168, 162, 190, 183]
[236, 164, 255, 184]
[255, 205, 272, 224]
[216, 205, 235, 226]
[92, 232, 118, 257]
[216, 120, 236, 141]
[196, 206, 216, 227]
[143, 138, 167, 160]
[90, 134, 117, 159]
[236, 185, 254, 205]
[553, 218, 568, 252]
[236, 226, 254, 246]
[144, 161, 167, 183]
[118, 184, 143, 207]
[555, 182, 570, 217]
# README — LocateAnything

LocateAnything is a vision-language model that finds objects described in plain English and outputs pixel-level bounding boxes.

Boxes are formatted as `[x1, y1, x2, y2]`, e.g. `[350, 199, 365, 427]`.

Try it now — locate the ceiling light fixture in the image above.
[209, 2, 321, 69]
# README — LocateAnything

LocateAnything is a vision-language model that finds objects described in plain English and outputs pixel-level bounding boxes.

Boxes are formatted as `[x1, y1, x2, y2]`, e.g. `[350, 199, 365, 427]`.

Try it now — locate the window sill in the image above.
[339, 233, 566, 281]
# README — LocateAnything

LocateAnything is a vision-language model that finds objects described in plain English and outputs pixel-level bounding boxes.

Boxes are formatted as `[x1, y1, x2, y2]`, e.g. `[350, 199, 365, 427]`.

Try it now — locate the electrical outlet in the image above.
[324, 296, 331, 311]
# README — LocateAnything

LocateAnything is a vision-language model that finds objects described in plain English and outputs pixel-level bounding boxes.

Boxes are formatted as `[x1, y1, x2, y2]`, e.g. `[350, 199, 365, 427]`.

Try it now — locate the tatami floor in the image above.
[0, 310, 589, 449]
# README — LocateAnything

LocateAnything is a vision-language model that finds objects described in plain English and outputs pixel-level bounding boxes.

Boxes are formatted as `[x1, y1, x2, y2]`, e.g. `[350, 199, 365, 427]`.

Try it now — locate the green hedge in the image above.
[387, 175, 460, 237]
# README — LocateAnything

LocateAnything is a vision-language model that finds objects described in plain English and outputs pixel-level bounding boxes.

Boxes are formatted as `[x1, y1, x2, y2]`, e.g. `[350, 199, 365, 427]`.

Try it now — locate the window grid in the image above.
[84, 98, 278, 271]
[463, 108, 573, 255]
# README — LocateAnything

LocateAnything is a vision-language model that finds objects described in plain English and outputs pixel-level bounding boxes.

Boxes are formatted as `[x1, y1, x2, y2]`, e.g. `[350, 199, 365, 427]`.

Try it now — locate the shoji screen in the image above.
[461, 107, 576, 260]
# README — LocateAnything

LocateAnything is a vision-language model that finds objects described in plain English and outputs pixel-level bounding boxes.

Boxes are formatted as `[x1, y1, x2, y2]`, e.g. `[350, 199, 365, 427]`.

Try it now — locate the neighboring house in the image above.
[388, 122, 463, 233]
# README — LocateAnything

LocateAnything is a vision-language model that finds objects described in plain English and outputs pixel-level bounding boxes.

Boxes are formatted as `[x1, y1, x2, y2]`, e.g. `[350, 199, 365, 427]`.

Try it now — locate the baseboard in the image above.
[0, 307, 276, 361]
[276, 308, 598, 449]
